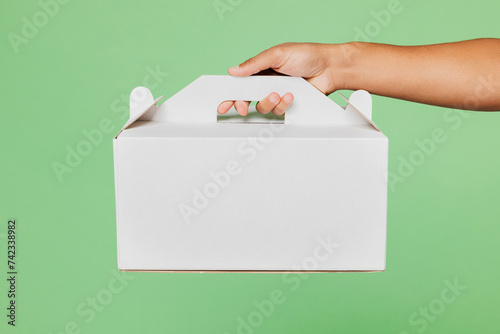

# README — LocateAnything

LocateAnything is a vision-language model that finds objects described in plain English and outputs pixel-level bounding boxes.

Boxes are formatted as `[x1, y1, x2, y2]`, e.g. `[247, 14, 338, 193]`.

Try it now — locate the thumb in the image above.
[228, 47, 285, 77]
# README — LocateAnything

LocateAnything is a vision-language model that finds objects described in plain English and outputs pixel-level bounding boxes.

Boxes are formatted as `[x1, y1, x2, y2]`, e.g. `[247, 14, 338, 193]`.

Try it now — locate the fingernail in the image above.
[284, 94, 293, 104]
[229, 66, 239, 72]
[269, 94, 279, 104]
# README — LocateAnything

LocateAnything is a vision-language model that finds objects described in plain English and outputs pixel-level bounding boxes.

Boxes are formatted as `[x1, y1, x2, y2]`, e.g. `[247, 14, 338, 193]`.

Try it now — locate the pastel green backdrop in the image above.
[1, 0, 499, 333]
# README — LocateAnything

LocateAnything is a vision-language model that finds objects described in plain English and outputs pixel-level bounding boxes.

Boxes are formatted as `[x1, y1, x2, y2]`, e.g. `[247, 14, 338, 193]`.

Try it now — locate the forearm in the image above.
[337, 39, 500, 111]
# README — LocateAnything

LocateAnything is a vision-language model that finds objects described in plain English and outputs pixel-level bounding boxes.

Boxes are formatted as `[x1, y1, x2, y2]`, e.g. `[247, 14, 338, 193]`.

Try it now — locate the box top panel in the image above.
[117, 121, 387, 139]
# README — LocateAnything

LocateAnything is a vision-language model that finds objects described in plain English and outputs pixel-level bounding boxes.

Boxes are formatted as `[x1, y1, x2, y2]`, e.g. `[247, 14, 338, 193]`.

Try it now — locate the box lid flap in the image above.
[114, 87, 163, 139]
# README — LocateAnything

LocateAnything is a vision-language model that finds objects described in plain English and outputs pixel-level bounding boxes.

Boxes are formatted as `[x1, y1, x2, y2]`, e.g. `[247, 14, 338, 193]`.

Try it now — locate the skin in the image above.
[217, 39, 500, 116]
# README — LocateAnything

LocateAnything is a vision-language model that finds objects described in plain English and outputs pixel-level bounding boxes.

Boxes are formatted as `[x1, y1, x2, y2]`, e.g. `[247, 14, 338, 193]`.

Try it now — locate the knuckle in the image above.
[271, 46, 285, 58]
[277, 42, 292, 48]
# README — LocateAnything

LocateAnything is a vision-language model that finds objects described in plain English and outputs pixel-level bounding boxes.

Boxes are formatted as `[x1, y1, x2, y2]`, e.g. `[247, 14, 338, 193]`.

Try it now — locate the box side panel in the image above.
[115, 136, 388, 271]
[113, 138, 122, 269]
[380, 137, 388, 271]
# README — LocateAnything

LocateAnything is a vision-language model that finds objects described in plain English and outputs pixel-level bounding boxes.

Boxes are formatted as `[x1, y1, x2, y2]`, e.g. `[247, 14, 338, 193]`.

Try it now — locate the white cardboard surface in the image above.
[114, 75, 388, 272]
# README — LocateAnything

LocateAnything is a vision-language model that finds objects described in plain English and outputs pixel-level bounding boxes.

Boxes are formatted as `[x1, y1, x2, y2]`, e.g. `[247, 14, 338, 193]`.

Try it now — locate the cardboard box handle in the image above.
[146, 75, 372, 126]
[121, 76, 375, 131]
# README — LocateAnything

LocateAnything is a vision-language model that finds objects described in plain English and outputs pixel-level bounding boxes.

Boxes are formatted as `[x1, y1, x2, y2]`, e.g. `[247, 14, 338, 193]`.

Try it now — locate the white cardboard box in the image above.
[113, 75, 388, 272]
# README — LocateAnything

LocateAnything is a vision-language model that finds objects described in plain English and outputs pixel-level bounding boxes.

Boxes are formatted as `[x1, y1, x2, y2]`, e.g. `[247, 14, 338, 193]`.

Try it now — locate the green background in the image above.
[1, 0, 500, 333]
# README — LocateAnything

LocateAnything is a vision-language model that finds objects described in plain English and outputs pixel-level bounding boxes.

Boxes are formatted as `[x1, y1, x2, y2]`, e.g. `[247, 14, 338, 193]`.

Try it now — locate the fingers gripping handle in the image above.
[151, 75, 351, 125]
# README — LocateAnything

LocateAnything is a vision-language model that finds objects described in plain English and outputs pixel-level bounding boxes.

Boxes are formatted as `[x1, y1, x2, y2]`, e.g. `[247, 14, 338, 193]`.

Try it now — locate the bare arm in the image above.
[219, 39, 500, 115]
[344, 39, 500, 111]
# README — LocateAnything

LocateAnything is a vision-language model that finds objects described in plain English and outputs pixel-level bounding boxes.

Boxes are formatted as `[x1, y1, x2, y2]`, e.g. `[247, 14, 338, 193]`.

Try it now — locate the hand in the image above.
[217, 42, 350, 116]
